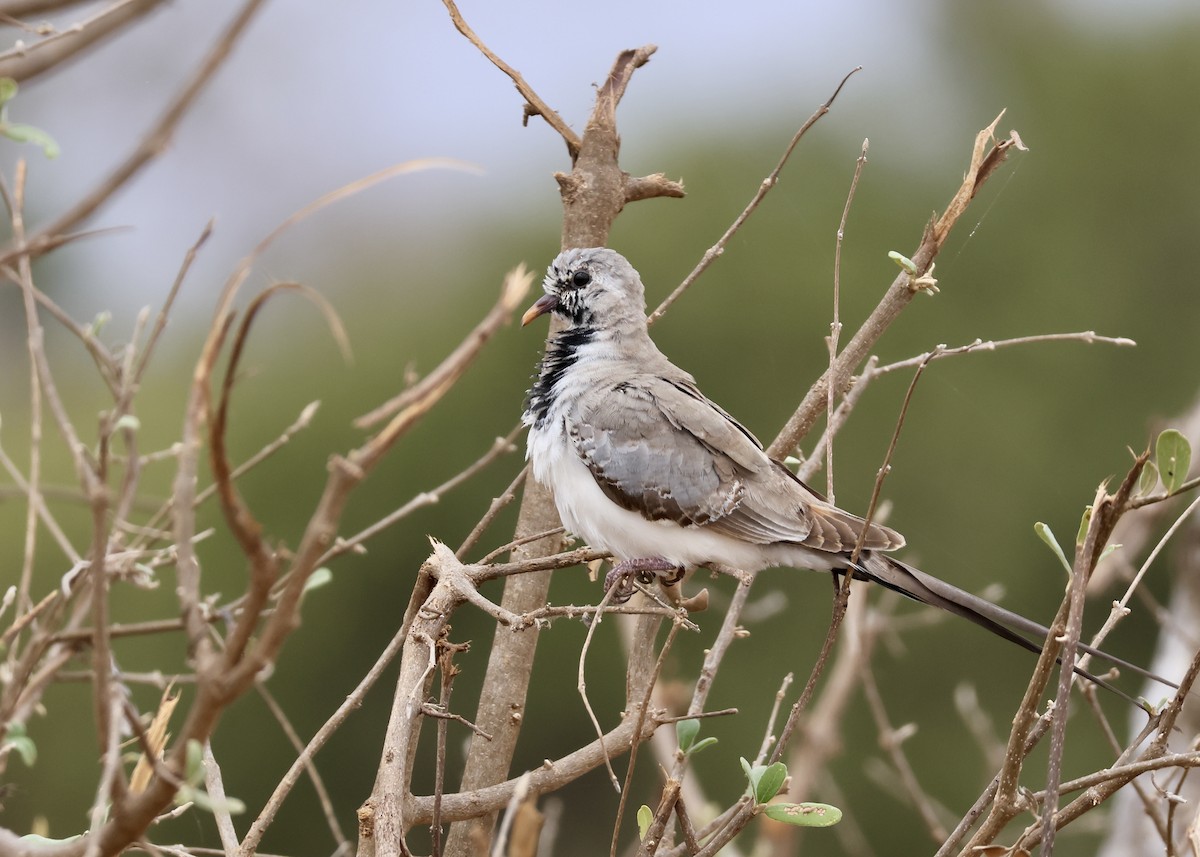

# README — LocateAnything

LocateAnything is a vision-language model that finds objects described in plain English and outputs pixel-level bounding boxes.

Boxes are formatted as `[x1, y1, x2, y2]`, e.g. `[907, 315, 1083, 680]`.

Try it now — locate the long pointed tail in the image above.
[851, 552, 1177, 698]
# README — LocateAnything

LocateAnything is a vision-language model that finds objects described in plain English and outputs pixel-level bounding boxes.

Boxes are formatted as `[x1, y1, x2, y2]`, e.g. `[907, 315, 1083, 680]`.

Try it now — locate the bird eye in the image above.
[570, 270, 591, 288]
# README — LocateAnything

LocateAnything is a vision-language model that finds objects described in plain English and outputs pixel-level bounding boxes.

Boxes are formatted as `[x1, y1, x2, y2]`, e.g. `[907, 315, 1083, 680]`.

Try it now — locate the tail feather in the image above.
[850, 553, 1177, 698]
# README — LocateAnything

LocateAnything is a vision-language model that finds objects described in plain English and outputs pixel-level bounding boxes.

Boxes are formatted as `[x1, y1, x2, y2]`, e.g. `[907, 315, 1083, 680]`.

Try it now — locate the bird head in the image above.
[521, 248, 648, 333]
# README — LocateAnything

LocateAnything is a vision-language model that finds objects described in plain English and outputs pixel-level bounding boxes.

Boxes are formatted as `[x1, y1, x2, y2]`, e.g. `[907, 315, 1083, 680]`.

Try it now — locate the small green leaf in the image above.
[763, 802, 843, 828]
[303, 567, 333, 594]
[740, 756, 757, 797]
[87, 311, 112, 336]
[2, 122, 60, 158]
[184, 739, 204, 786]
[1157, 430, 1192, 494]
[675, 718, 699, 752]
[1076, 505, 1093, 547]
[1098, 543, 1121, 563]
[1034, 522, 1072, 575]
[20, 833, 83, 845]
[179, 784, 246, 816]
[636, 805, 653, 841]
[888, 250, 917, 274]
[1137, 461, 1160, 497]
[755, 761, 788, 804]
[688, 737, 718, 755]
[4, 721, 36, 766]
[0, 78, 17, 107]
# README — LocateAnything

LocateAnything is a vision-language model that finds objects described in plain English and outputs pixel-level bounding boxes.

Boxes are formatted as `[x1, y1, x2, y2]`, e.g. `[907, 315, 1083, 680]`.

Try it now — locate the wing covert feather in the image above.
[571, 374, 903, 553]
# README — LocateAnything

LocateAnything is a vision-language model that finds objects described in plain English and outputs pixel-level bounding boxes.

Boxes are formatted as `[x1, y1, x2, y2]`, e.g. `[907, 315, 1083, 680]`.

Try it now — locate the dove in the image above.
[521, 246, 1169, 693]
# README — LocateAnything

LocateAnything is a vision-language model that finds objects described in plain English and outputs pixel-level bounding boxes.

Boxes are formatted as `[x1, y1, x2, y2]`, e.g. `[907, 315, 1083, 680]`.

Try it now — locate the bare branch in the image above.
[649, 67, 860, 325]
[1, 0, 270, 266]
[441, 0, 581, 159]
[356, 266, 531, 429]
[0, 0, 167, 82]
[768, 113, 1028, 458]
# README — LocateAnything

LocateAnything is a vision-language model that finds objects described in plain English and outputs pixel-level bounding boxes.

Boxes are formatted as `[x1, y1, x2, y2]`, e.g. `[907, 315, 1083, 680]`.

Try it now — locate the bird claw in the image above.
[603, 566, 638, 603]
[603, 557, 684, 604]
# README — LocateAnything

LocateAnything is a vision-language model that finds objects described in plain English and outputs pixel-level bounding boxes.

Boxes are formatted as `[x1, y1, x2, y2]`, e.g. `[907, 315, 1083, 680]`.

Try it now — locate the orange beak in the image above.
[521, 293, 558, 326]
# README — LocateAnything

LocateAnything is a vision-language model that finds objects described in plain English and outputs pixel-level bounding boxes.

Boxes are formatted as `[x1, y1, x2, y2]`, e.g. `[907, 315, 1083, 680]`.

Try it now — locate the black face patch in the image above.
[550, 275, 593, 326]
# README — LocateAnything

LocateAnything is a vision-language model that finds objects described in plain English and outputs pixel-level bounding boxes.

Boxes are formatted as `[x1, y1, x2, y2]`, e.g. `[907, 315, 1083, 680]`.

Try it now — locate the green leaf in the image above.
[1157, 429, 1192, 494]
[2, 122, 60, 158]
[741, 758, 788, 803]
[636, 805, 653, 841]
[0, 78, 17, 108]
[688, 737, 718, 755]
[1034, 522, 1072, 575]
[20, 833, 83, 846]
[740, 756, 756, 797]
[184, 739, 204, 786]
[87, 311, 112, 336]
[888, 250, 917, 274]
[1075, 506, 1093, 547]
[303, 567, 333, 594]
[754, 761, 788, 804]
[179, 784, 246, 816]
[4, 721, 36, 766]
[675, 718, 699, 752]
[1137, 461, 1160, 496]
[763, 802, 843, 828]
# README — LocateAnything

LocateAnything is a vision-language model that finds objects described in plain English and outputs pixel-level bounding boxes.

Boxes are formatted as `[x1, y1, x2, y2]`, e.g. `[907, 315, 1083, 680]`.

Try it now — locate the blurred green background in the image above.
[1, 1, 1198, 855]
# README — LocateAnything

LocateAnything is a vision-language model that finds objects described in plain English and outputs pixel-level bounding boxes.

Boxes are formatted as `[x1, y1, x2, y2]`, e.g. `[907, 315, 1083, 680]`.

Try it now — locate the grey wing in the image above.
[570, 377, 749, 526]
[573, 375, 904, 553]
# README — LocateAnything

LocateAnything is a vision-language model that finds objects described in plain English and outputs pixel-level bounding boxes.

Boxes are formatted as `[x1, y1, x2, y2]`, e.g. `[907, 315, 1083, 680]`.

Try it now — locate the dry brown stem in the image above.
[0, 0, 167, 81]
[767, 112, 1027, 460]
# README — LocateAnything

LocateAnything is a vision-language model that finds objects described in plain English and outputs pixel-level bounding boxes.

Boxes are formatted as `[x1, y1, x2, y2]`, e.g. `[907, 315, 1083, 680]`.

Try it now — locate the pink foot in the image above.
[604, 556, 685, 603]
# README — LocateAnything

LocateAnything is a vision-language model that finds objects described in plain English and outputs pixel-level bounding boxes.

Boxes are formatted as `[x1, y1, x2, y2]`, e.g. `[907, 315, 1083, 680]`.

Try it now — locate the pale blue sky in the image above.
[11, 0, 1196, 316]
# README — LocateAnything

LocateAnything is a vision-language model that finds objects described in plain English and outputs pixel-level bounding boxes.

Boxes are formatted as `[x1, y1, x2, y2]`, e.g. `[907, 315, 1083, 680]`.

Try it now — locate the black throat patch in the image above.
[524, 325, 596, 427]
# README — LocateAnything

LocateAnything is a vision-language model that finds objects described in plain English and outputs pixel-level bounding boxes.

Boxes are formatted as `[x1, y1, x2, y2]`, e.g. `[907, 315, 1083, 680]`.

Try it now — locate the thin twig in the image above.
[201, 741, 240, 856]
[238, 624, 410, 856]
[871, 331, 1135, 377]
[768, 112, 1027, 459]
[611, 615, 686, 857]
[322, 429, 520, 567]
[1041, 462, 1148, 855]
[440, 0, 580, 159]
[577, 583, 623, 793]
[431, 638, 466, 857]
[456, 460, 531, 559]
[861, 660, 948, 841]
[755, 673, 793, 765]
[826, 138, 868, 499]
[648, 67, 861, 325]
[477, 524, 565, 566]
[850, 354, 933, 565]
[675, 793, 701, 855]
[133, 220, 213, 386]
[254, 683, 349, 853]
[2, 0, 269, 264]
[0, 0, 166, 81]
[1081, 489, 1200, 668]
[796, 355, 878, 484]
